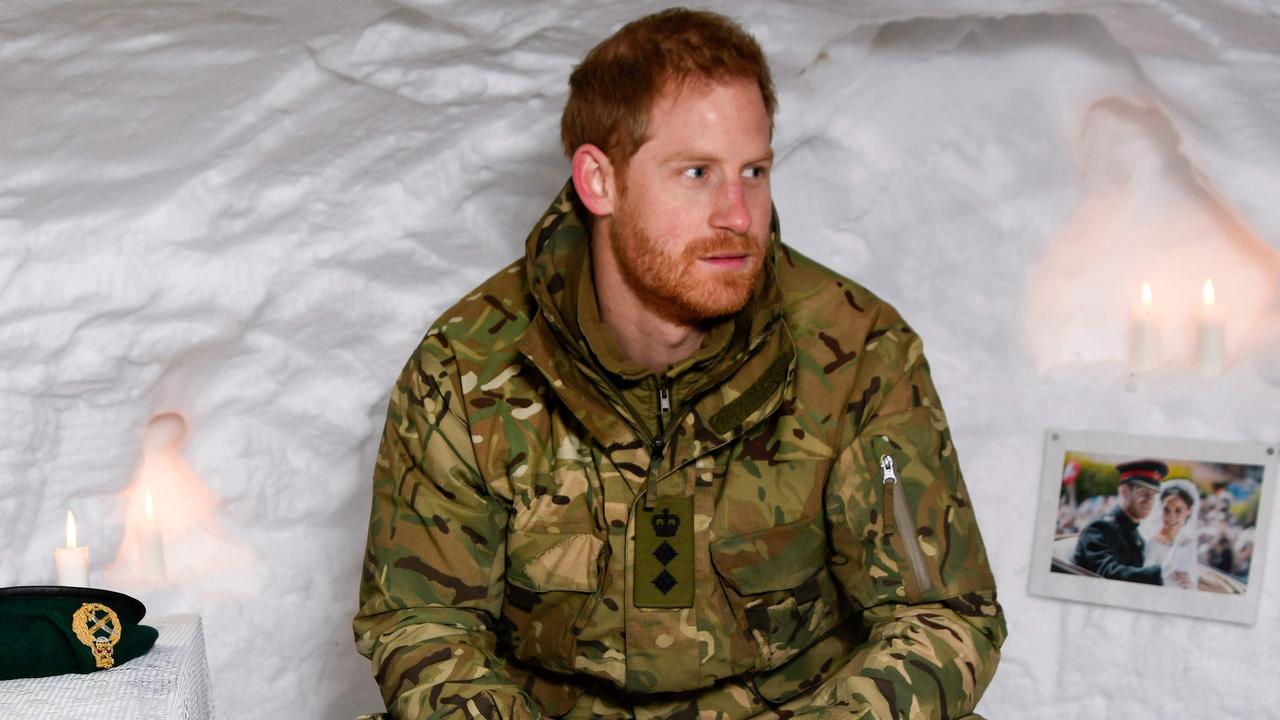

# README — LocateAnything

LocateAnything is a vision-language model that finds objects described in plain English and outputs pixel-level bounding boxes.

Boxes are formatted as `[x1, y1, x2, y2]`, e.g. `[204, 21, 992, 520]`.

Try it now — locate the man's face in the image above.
[608, 78, 774, 325]
[1119, 482, 1158, 520]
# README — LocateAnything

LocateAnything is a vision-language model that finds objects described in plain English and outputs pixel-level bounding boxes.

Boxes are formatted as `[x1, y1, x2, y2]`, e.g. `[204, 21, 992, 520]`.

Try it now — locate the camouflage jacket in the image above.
[354, 182, 1007, 720]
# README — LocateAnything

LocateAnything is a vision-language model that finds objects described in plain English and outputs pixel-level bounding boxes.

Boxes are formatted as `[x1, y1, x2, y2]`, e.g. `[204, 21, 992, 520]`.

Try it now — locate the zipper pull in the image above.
[644, 434, 665, 510]
[880, 453, 898, 485]
[645, 383, 672, 511]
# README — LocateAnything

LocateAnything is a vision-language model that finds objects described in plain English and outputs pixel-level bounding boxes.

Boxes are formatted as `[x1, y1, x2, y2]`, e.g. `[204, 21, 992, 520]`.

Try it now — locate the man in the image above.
[355, 9, 1006, 719]
[1072, 459, 1167, 584]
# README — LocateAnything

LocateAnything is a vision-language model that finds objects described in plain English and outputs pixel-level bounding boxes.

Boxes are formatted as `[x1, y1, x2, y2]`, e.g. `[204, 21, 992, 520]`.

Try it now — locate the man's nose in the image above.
[711, 179, 751, 235]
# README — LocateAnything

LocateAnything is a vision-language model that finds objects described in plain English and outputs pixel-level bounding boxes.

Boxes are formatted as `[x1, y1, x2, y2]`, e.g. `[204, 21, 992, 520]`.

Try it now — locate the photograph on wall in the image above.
[1029, 429, 1277, 624]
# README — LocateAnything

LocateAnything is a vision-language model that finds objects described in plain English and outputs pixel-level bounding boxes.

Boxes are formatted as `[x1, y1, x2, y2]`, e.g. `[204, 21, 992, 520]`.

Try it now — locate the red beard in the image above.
[610, 199, 766, 325]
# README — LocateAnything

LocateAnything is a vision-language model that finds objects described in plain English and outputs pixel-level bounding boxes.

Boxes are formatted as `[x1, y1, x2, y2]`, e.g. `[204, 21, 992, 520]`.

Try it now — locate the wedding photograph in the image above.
[1030, 430, 1277, 625]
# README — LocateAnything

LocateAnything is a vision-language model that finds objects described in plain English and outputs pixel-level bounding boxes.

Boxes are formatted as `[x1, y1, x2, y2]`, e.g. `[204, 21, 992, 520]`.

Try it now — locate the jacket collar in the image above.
[516, 180, 794, 467]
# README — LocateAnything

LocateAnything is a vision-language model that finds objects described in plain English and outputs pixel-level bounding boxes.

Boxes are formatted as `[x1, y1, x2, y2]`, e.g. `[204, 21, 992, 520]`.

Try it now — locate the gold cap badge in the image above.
[71, 602, 122, 669]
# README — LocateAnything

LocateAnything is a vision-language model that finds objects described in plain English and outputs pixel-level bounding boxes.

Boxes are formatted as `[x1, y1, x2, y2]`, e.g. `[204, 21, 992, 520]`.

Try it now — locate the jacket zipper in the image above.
[880, 451, 933, 596]
[644, 383, 673, 510]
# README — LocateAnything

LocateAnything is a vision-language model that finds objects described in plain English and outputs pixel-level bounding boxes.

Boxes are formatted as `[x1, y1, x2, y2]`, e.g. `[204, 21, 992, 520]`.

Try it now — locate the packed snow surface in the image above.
[2, 1, 1278, 718]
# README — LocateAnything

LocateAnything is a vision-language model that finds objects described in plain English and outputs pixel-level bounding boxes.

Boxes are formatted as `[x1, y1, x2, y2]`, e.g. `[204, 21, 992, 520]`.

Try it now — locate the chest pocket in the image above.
[502, 463, 608, 674]
[709, 516, 845, 682]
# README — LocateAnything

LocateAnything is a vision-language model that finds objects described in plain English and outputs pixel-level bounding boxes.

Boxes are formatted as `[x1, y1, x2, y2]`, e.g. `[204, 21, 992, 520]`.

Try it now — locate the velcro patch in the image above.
[709, 355, 790, 434]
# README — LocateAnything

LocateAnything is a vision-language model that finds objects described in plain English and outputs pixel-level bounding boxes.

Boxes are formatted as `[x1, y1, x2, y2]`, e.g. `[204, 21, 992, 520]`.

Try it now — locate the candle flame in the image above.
[65, 510, 77, 548]
[145, 488, 155, 522]
[1204, 278, 1216, 307]
[1141, 282, 1152, 307]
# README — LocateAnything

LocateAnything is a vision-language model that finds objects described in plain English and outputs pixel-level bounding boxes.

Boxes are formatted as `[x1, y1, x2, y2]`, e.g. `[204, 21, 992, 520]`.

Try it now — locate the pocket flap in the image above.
[710, 519, 826, 595]
[507, 532, 603, 593]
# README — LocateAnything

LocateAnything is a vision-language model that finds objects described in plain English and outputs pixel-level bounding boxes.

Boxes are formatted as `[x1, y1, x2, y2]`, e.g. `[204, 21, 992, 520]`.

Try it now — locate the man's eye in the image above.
[683, 167, 707, 179]
[743, 166, 768, 179]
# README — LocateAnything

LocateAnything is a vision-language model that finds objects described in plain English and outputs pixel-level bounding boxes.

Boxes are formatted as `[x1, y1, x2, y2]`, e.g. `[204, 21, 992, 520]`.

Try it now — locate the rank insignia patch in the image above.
[634, 495, 694, 608]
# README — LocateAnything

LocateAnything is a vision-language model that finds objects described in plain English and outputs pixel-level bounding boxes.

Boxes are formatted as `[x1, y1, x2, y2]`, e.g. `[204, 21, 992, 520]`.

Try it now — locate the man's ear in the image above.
[572, 144, 617, 217]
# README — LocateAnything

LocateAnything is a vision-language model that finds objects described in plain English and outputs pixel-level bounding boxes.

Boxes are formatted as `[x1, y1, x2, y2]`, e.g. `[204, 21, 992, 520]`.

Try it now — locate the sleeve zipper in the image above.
[880, 450, 934, 597]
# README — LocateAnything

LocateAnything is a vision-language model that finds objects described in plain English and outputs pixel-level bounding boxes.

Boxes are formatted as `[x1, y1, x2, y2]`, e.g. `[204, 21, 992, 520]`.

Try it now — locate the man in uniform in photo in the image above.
[1072, 459, 1167, 584]
[355, 8, 1007, 719]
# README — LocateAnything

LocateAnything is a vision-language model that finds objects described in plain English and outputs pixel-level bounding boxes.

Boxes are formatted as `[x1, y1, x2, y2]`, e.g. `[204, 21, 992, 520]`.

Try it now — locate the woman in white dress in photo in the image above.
[1140, 478, 1201, 590]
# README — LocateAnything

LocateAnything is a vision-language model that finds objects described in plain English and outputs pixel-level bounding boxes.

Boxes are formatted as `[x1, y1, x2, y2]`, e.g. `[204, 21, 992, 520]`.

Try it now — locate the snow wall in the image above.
[2, 1, 1278, 717]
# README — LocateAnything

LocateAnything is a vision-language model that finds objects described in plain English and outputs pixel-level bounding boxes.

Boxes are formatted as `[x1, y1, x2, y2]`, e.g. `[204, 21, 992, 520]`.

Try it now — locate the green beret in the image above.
[0, 586, 158, 680]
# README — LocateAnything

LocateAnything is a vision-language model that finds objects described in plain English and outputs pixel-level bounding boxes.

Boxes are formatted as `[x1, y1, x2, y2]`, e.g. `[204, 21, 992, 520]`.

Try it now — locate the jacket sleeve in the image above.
[1073, 522, 1162, 584]
[816, 316, 1007, 720]
[353, 334, 538, 720]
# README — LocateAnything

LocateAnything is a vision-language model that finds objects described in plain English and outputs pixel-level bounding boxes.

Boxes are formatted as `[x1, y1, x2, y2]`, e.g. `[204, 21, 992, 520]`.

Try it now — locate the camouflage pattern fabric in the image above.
[354, 181, 1007, 719]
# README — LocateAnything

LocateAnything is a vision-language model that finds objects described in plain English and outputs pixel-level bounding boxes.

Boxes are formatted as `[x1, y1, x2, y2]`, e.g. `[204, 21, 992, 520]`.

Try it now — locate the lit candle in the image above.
[140, 488, 167, 581]
[1197, 278, 1226, 375]
[53, 510, 89, 587]
[1130, 282, 1160, 371]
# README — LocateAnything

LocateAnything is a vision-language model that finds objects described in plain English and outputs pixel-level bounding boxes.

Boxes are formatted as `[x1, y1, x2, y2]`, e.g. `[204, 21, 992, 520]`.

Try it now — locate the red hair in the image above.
[561, 8, 776, 172]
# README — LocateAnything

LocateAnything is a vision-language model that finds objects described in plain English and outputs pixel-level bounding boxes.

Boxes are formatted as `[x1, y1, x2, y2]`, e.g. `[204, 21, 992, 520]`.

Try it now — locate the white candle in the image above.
[1197, 278, 1226, 375]
[53, 510, 89, 587]
[140, 488, 167, 581]
[1130, 282, 1160, 371]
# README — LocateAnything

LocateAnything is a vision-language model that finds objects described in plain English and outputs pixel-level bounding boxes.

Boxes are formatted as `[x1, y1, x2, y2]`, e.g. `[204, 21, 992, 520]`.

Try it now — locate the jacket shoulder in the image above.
[1081, 514, 1120, 537]
[391, 258, 534, 418]
[776, 244, 905, 339]
[776, 244, 913, 359]
[774, 244, 933, 451]
[419, 258, 534, 362]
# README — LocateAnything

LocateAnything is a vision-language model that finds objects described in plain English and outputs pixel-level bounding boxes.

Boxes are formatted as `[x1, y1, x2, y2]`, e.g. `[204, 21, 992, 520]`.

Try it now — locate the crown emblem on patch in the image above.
[651, 508, 680, 537]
